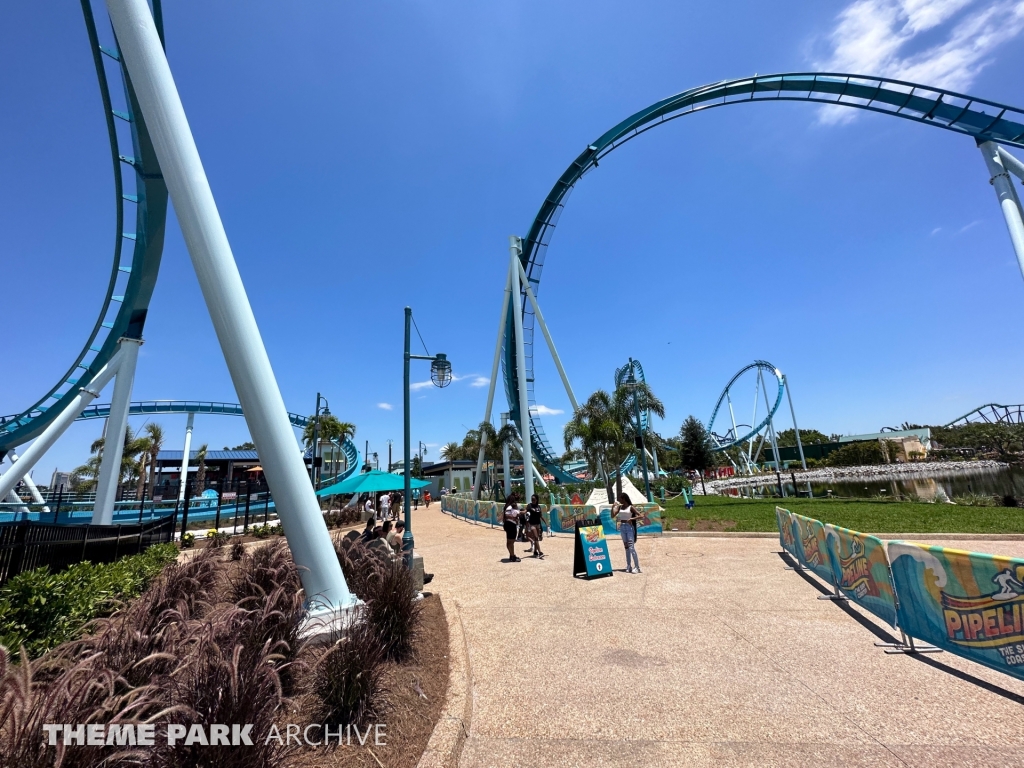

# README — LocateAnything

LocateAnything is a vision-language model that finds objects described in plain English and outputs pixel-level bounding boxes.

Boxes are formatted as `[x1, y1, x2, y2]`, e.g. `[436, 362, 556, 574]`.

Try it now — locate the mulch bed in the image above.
[290, 594, 450, 768]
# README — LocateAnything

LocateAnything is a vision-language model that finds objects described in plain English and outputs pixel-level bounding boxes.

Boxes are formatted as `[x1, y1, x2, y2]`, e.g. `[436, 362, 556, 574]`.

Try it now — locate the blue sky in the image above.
[4, 0, 1024, 481]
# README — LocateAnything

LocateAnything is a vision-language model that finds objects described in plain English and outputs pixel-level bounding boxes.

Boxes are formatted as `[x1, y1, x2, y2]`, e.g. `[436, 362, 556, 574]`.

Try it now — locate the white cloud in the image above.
[409, 380, 434, 391]
[957, 219, 982, 233]
[470, 376, 490, 388]
[815, 0, 1024, 124]
[930, 226, 943, 235]
[376, 402, 393, 410]
[530, 405, 564, 416]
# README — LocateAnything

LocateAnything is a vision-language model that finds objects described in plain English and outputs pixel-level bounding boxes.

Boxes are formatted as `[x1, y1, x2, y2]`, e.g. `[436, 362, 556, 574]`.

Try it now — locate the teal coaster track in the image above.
[72, 400, 361, 484]
[0, 0, 168, 455]
[707, 362, 784, 451]
[504, 72, 1024, 483]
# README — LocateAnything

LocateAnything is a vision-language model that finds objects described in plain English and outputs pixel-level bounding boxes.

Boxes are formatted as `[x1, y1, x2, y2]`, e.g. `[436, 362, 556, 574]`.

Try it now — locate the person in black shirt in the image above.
[502, 493, 522, 562]
[525, 494, 545, 558]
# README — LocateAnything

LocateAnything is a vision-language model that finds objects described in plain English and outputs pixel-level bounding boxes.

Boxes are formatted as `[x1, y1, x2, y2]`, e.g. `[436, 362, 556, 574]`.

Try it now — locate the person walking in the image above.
[380, 492, 391, 520]
[503, 493, 522, 562]
[614, 492, 642, 573]
[525, 493, 545, 558]
[413, 487, 421, 510]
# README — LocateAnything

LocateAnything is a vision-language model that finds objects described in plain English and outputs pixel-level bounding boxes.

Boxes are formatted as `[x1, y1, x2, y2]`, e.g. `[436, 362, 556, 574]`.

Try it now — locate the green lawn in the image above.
[662, 495, 1024, 534]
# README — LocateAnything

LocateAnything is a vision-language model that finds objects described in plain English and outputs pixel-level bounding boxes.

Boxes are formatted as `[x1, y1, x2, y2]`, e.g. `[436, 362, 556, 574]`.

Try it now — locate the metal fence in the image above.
[0, 514, 176, 586]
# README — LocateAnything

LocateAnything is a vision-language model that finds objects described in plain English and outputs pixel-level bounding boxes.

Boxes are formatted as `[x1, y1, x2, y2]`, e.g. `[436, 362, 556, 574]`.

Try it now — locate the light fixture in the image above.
[431, 353, 452, 388]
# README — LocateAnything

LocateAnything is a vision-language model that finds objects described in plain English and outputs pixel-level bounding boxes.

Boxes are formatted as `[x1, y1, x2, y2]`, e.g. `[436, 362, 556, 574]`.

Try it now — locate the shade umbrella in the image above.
[315, 469, 431, 497]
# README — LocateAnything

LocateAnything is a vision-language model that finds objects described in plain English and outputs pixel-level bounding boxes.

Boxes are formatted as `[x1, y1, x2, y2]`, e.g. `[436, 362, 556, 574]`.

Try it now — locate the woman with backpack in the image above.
[613, 492, 642, 573]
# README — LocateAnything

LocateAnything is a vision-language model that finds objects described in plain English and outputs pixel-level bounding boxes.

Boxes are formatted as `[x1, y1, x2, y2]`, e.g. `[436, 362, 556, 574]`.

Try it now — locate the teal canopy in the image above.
[316, 469, 431, 497]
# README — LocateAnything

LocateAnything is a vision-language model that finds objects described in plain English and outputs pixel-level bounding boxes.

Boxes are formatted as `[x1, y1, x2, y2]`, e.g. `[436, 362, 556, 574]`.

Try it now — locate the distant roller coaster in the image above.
[470, 71, 1024, 504]
[943, 403, 1024, 428]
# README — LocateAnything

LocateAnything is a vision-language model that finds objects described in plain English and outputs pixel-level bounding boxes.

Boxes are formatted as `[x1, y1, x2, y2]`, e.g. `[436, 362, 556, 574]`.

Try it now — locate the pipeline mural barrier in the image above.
[440, 496, 663, 536]
[776, 506, 1024, 682]
[888, 542, 1024, 679]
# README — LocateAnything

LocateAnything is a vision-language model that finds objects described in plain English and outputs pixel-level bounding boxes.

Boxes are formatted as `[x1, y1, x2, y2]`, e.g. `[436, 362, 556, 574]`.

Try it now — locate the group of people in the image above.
[501, 492, 643, 573]
[361, 488, 432, 521]
[359, 516, 407, 555]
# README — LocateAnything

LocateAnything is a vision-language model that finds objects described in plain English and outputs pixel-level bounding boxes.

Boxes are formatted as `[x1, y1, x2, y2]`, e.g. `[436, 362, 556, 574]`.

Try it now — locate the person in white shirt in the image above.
[502, 493, 522, 562]
[380, 493, 391, 520]
[613, 492, 642, 573]
[364, 495, 374, 519]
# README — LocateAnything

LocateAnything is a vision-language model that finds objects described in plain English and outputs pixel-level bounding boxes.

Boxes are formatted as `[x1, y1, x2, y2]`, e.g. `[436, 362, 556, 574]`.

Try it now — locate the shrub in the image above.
[953, 492, 998, 507]
[0, 543, 178, 658]
[180, 532, 195, 549]
[305, 614, 387, 729]
[230, 541, 246, 561]
[823, 441, 886, 467]
[1003, 494, 1018, 508]
[362, 560, 422, 662]
[207, 529, 230, 548]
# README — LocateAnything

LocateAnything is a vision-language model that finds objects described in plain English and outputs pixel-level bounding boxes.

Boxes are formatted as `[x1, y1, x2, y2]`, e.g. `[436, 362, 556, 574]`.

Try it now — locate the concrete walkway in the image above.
[413, 506, 1024, 767]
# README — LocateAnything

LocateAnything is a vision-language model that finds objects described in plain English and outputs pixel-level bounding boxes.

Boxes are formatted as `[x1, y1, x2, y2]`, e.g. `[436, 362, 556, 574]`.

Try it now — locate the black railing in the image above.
[0, 514, 175, 586]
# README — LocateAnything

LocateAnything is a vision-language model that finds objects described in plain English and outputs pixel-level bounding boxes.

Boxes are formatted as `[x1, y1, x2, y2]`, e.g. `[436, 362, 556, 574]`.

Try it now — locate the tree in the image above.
[193, 443, 209, 494]
[143, 422, 164, 494]
[302, 415, 356, 450]
[440, 442, 461, 460]
[612, 380, 665, 497]
[226, 441, 255, 451]
[73, 425, 149, 492]
[679, 416, 716, 495]
[564, 390, 621, 504]
[775, 428, 832, 447]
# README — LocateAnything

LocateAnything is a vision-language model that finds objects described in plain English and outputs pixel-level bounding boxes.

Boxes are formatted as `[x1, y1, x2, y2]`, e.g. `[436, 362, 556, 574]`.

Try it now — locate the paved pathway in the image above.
[414, 505, 1024, 768]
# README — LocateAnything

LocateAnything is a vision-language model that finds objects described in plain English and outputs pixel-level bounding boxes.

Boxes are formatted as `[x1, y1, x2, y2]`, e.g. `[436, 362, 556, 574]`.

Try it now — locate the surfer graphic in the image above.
[991, 568, 1024, 600]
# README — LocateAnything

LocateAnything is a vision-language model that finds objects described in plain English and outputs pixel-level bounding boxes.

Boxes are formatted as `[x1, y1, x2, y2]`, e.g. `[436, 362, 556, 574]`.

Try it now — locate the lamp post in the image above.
[625, 359, 653, 502]
[310, 393, 329, 487]
[387, 439, 393, 472]
[404, 306, 451, 568]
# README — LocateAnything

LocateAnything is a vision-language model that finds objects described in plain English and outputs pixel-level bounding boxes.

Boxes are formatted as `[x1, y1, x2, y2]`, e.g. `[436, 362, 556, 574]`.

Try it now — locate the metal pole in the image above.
[93, 337, 142, 524]
[54, 484, 64, 524]
[403, 307, 414, 568]
[629, 359, 652, 502]
[997, 146, 1024, 182]
[761, 370, 784, 494]
[980, 141, 1024, 283]
[0, 347, 124, 501]
[311, 392, 320, 484]
[501, 412, 511, 498]
[516, 260, 578, 410]
[6, 451, 49, 514]
[138, 482, 146, 524]
[177, 413, 194, 502]
[472, 256, 514, 501]
[105, 0, 352, 612]
[509, 237, 533, 502]
[784, 374, 807, 470]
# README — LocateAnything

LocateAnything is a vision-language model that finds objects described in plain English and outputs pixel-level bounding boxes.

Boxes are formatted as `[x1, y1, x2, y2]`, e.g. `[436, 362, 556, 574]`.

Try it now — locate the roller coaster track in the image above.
[69, 400, 361, 484]
[0, 0, 168, 455]
[707, 362, 785, 451]
[504, 72, 1024, 482]
[944, 403, 1024, 428]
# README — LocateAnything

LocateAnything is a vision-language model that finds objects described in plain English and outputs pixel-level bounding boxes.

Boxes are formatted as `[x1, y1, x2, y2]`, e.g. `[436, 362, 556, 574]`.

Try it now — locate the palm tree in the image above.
[612, 380, 666, 495]
[144, 422, 164, 493]
[440, 442, 461, 461]
[192, 443, 209, 496]
[302, 414, 356, 449]
[73, 425, 148, 492]
[563, 390, 621, 504]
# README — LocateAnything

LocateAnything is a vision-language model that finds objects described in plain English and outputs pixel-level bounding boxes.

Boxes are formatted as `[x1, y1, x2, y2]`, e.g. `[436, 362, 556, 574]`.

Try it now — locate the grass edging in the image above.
[416, 597, 472, 768]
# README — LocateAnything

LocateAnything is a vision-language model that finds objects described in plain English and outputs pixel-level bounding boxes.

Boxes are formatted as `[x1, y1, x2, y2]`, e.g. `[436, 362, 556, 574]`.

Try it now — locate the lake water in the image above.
[721, 465, 1024, 501]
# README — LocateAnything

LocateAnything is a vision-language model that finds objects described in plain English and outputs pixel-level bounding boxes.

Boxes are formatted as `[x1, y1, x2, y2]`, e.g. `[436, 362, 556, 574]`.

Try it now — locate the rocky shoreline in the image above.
[701, 460, 1008, 494]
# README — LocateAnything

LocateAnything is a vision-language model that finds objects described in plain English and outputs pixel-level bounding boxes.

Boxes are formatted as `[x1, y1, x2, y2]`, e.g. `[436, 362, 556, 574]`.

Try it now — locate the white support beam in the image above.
[980, 141, 1024, 283]
[472, 256, 514, 501]
[997, 146, 1024, 183]
[106, 0, 353, 613]
[509, 237, 533, 503]
[0, 348, 124, 501]
[501, 412, 511, 498]
[516, 259, 579, 412]
[7, 451, 49, 513]
[177, 412, 194, 502]
[93, 338, 141, 525]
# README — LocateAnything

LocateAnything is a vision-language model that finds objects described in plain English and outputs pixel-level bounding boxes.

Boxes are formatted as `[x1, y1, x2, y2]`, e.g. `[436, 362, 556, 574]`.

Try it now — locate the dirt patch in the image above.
[688, 520, 737, 532]
[289, 594, 450, 768]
